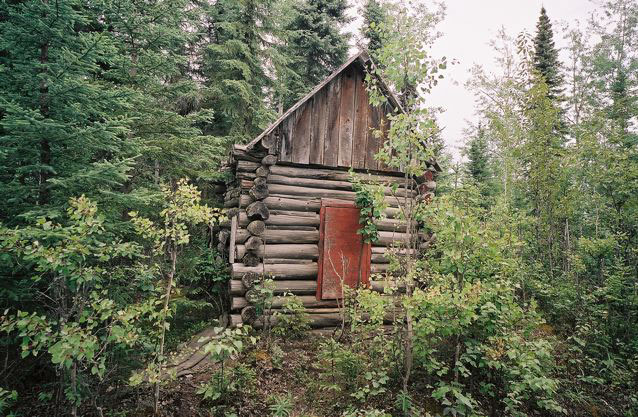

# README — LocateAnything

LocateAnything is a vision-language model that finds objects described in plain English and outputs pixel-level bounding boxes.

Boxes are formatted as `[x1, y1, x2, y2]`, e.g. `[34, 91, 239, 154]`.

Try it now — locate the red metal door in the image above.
[317, 199, 371, 300]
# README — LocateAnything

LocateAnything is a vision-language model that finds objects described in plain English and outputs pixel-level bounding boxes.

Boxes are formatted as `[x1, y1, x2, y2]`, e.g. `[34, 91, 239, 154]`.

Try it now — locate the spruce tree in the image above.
[465, 124, 497, 204]
[280, 0, 350, 109]
[466, 125, 491, 185]
[533, 7, 564, 100]
[0, 0, 138, 223]
[105, 0, 223, 187]
[363, 0, 386, 55]
[199, 0, 276, 144]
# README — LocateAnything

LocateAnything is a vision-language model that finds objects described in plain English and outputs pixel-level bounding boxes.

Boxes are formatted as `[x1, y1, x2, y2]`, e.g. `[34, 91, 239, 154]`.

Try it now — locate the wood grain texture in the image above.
[317, 201, 371, 300]
[240, 212, 319, 227]
[232, 295, 338, 311]
[262, 229, 319, 244]
[269, 165, 408, 184]
[267, 173, 416, 197]
[230, 279, 317, 296]
[310, 88, 327, 165]
[232, 263, 318, 279]
[338, 66, 356, 167]
[229, 215, 237, 264]
[291, 100, 312, 164]
[352, 69, 369, 169]
[279, 118, 293, 162]
[323, 74, 342, 167]
[377, 104, 391, 171]
[261, 196, 321, 212]
[236, 244, 319, 260]
[365, 104, 382, 170]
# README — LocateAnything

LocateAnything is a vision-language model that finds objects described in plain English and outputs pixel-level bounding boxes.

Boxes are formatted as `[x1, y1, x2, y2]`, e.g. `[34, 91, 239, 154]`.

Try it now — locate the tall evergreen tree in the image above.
[199, 0, 276, 144]
[362, 0, 386, 55]
[280, 0, 350, 109]
[466, 125, 491, 185]
[533, 7, 564, 100]
[0, 0, 138, 223]
[465, 124, 497, 204]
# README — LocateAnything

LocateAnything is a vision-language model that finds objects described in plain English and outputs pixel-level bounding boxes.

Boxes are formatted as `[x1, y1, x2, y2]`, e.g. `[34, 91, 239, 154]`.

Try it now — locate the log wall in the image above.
[224, 147, 437, 328]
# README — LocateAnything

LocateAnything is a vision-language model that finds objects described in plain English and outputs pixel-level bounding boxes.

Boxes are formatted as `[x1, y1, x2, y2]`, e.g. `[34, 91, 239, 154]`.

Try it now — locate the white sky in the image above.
[349, 0, 600, 160]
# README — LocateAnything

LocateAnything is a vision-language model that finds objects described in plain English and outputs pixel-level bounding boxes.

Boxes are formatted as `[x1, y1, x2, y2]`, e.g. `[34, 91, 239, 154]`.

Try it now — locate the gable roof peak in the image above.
[241, 49, 402, 152]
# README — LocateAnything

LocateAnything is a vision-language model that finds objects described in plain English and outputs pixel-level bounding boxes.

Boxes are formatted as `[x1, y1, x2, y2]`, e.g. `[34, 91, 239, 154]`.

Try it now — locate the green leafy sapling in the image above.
[349, 169, 387, 289]
[128, 179, 225, 415]
[0, 196, 149, 416]
[198, 325, 257, 402]
[273, 294, 311, 339]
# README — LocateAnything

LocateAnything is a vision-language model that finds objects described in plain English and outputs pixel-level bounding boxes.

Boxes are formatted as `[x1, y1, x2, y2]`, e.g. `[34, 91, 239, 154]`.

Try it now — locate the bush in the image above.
[272, 295, 311, 339]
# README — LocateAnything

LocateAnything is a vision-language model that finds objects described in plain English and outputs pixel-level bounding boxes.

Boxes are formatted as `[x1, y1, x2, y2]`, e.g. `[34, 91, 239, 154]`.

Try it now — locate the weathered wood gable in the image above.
[244, 52, 400, 172]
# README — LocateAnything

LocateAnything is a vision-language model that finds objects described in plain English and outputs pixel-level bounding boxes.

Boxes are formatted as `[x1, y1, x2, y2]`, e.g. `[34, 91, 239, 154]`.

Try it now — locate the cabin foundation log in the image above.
[236, 244, 319, 260]
[231, 313, 343, 329]
[232, 295, 338, 311]
[236, 229, 319, 244]
[231, 263, 318, 279]
[230, 279, 317, 296]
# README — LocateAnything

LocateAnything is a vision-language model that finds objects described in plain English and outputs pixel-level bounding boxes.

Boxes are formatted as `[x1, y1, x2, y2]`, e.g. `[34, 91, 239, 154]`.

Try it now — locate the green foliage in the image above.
[202, 325, 256, 367]
[278, 0, 351, 109]
[198, 326, 257, 406]
[272, 295, 311, 339]
[199, 363, 257, 404]
[349, 170, 387, 244]
[199, 0, 277, 144]
[0, 387, 18, 417]
[268, 393, 294, 417]
[464, 124, 497, 204]
[532, 7, 564, 100]
[362, 0, 386, 55]
[412, 186, 564, 416]
[0, 196, 152, 411]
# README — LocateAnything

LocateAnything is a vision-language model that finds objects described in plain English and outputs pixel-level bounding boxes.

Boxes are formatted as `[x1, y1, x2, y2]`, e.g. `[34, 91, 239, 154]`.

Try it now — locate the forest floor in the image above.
[116, 327, 441, 417]
[157, 335, 327, 416]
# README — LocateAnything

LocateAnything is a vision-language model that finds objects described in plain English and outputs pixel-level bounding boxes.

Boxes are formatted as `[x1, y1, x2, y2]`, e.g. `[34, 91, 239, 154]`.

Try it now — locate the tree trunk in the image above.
[154, 248, 177, 416]
[71, 362, 78, 417]
[38, 6, 51, 206]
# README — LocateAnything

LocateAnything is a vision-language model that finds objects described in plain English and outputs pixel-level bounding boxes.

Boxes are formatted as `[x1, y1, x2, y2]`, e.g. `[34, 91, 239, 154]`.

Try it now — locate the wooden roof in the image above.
[237, 50, 440, 173]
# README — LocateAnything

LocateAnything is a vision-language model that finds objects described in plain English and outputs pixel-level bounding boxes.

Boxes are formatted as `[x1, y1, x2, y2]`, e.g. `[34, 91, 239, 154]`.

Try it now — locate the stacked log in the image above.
[227, 142, 434, 328]
[228, 145, 282, 325]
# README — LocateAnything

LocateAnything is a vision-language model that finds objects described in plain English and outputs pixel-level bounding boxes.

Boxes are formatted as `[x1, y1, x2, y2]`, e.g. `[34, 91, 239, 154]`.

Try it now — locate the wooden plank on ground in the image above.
[229, 215, 237, 263]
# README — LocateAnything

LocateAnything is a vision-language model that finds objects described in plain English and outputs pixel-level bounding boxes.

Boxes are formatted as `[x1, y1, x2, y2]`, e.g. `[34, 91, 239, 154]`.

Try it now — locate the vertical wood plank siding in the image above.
[310, 88, 327, 164]
[323, 73, 342, 167]
[277, 61, 396, 172]
[365, 105, 382, 170]
[352, 69, 369, 169]
[291, 99, 312, 164]
[337, 65, 356, 167]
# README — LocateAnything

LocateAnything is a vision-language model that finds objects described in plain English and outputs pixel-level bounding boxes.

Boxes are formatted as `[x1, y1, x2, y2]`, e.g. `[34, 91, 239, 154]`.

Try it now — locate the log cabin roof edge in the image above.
[239, 50, 404, 153]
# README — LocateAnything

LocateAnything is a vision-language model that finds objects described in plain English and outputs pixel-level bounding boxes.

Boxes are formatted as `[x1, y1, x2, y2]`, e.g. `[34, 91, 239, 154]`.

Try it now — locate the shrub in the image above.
[272, 295, 311, 339]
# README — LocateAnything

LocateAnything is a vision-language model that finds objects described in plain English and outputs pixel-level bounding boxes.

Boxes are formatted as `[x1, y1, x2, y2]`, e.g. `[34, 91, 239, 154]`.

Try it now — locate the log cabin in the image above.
[220, 51, 438, 328]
